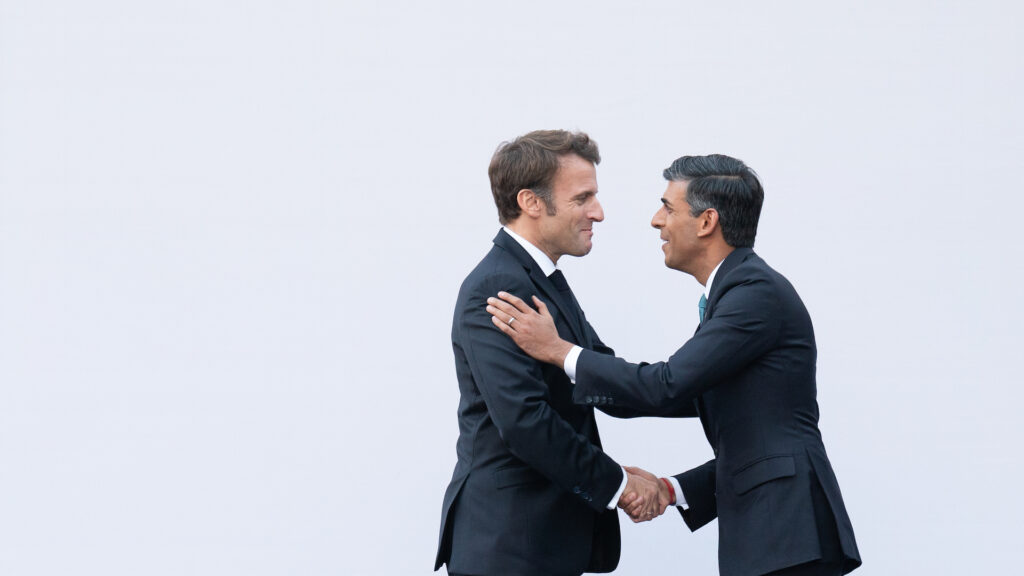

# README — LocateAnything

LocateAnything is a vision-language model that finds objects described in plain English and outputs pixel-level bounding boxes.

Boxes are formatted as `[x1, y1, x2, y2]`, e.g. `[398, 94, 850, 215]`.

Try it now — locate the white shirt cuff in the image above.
[564, 345, 583, 383]
[606, 467, 629, 509]
[668, 476, 688, 510]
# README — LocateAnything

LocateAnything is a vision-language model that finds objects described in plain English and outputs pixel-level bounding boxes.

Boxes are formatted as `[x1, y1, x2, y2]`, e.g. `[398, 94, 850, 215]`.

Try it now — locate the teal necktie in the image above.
[698, 294, 707, 323]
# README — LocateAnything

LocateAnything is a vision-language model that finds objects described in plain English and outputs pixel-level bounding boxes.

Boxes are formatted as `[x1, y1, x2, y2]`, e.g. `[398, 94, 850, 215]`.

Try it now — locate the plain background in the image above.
[2, 1, 1022, 574]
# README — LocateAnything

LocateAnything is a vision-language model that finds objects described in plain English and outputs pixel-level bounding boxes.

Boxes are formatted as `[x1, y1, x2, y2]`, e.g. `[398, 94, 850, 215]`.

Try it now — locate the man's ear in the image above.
[696, 209, 719, 238]
[516, 189, 543, 218]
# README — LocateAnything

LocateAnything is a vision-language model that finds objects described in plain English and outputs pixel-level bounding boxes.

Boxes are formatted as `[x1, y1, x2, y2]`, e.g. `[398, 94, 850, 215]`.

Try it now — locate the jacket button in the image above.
[585, 396, 594, 404]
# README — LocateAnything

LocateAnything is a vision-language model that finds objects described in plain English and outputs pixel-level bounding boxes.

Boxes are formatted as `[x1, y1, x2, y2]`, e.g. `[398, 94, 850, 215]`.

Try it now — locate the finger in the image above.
[486, 297, 520, 318]
[491, 315, 516, 336]
[637, 493, 655, 517]
[532, 296, 550, 316]
[646, 499, 660, 518]
[649, 499, 662, 517]
[486, 304, 516, 327]
[633, 501, 648, 518]
[497, 291, 533, 314]
[625, 466, 647, 481]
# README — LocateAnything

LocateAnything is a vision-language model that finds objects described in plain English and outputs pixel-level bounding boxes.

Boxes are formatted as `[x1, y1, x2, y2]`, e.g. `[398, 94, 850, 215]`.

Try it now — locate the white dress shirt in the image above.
[561, 258, 726, 509]
[501, 226, 629, 510]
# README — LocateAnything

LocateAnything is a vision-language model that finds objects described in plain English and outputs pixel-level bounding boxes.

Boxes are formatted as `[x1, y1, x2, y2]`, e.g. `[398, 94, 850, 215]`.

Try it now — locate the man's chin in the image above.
[664, 258, 687, 273]
[564, 239, 593, 257]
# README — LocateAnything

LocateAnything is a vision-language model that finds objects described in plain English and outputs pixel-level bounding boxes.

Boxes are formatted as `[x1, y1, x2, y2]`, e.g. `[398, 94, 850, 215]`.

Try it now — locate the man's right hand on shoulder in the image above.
[487, 291, 573, 366]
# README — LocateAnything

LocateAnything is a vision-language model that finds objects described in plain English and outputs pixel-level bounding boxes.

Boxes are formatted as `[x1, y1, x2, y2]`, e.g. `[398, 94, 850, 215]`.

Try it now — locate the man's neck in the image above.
[694, 245, 734, 287]
[503, 224, 558, 275]
[505, 222, 559, 266]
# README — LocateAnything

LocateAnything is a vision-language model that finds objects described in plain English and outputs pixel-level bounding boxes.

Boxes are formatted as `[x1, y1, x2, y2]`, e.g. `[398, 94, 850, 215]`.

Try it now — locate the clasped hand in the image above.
[618, 466, 672, 523]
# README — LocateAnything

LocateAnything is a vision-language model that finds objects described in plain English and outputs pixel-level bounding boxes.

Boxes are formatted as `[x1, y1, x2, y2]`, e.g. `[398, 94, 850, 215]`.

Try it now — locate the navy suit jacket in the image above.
[574, 248, 862, 576]
[435, 230, 622, 576]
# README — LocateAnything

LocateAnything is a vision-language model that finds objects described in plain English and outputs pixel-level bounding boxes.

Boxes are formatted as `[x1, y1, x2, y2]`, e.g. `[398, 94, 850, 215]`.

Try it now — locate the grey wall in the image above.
[2, 1, 1022, 574]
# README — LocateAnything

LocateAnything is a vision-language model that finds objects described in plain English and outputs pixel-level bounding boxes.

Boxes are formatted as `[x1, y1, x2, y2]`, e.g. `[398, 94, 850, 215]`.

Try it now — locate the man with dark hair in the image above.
[488, 154, 862, 576]
[435, 130, 661, 576]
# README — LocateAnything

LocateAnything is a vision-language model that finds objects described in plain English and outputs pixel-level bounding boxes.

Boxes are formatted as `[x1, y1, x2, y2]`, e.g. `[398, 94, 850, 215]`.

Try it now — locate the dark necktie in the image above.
[548, 270, 584, 336]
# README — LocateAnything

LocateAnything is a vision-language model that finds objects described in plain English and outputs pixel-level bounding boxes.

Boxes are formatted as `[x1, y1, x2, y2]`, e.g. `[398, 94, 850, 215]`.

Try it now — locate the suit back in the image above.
[435, 230, 622, 576]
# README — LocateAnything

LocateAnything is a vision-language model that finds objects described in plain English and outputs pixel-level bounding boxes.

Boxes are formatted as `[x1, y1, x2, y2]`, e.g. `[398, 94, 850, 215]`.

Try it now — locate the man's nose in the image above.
[651, 209, 664, 229]
[589, 198, 605, 222]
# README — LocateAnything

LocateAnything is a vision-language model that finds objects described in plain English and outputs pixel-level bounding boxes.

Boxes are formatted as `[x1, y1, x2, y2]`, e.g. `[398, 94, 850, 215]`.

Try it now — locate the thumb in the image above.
[532, 295, 550, 316]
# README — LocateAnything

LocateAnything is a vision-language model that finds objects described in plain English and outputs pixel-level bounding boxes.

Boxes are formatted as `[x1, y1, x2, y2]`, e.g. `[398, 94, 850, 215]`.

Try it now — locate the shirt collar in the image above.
[503, 226, 558, 277]
[704, 258, 725, 299]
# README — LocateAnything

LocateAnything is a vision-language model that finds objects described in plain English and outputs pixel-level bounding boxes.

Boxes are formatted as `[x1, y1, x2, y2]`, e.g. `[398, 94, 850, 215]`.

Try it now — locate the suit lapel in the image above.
[692, 247, 753, 452]
[493, 230, 589, 346]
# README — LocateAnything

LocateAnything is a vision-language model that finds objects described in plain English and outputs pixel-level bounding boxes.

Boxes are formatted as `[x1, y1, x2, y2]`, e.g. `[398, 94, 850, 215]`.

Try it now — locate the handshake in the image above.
[617, 466, 674, 523]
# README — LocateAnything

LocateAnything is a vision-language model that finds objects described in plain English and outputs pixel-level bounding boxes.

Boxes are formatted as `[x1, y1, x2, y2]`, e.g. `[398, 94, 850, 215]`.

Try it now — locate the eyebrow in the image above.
[660, 197, 672, 208]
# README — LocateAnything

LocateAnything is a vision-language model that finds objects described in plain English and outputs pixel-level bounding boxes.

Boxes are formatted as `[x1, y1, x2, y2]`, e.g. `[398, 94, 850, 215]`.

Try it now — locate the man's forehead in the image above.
[556, 153, 596, 174]
[553, 156, 597, 187]
[664, 180, 689, 202]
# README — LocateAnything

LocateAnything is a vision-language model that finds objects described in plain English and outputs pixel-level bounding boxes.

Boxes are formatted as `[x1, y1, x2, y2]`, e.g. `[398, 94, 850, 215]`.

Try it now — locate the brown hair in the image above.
[488, 130, 601, 224]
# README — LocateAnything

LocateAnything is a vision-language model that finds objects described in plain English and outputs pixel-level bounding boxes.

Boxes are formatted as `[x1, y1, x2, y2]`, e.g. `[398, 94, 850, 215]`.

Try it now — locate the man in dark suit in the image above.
[435, 130, 661, 576]
[488, 154, 862, 576]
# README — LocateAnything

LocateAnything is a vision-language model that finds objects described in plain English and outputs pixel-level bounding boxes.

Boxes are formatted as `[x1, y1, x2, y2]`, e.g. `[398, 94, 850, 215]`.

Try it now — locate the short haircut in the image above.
[489, 130, 601, 224]
[663, 154, 764, 248]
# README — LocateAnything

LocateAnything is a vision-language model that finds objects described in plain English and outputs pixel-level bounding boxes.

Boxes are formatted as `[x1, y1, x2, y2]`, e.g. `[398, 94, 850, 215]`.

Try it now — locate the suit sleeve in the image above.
[574, 276, 782, 415]
[460, 273, 623, 511]
[674, 459, 717, 531]
[582, 317, 698, 419]
[583, 314, 646, 419]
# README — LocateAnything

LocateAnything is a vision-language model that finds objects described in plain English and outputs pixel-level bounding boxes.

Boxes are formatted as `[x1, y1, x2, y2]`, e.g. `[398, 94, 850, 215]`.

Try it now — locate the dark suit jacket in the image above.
[435, 230, 622, 576]
[574, 248, 861, 576]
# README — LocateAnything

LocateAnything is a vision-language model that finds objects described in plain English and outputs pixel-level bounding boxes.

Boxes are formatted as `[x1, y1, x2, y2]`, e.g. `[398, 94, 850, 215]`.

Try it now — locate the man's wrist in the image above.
[550, 340, 573, 366]
[659, 477, 675, 505]
[667, 476, 687, 509]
